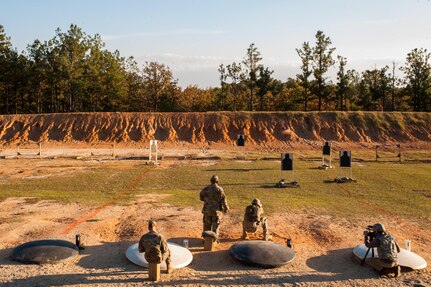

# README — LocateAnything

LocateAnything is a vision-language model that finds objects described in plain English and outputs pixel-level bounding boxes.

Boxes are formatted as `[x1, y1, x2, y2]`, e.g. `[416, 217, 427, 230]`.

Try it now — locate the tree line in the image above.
[0, 24, 430, 114]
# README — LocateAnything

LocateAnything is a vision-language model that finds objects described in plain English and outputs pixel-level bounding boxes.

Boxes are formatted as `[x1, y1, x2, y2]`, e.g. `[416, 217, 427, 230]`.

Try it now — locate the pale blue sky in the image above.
[1, 0, 430, 87]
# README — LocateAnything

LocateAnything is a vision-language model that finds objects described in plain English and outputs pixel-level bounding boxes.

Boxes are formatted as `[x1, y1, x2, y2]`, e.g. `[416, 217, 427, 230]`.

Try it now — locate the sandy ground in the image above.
[0, 148, 430, 287]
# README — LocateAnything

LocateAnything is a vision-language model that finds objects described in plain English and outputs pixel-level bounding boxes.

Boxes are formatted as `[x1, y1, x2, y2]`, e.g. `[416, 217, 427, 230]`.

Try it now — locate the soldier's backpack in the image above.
[380, 234, 398, 261]
[246, 205, 259, 222]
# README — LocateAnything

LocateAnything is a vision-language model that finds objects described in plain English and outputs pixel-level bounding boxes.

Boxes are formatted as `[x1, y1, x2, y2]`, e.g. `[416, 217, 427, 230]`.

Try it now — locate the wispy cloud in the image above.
[136, 53, 230, 71]
[102, 29, 225, 41]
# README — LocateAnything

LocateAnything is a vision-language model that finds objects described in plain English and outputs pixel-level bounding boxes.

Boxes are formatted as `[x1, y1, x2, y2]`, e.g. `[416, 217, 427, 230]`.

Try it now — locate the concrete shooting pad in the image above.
[229, 240, 295, 268]
[353, 243, 427, 270]
[12, 239, 79, 264]
[126, 242, 193, 270]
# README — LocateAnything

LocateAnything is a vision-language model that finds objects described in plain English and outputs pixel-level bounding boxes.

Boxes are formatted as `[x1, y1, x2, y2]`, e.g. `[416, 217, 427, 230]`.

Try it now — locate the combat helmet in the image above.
[210, 175, 219, 183]
[252, 198, 261, 206]
[373, 223, 385, 233]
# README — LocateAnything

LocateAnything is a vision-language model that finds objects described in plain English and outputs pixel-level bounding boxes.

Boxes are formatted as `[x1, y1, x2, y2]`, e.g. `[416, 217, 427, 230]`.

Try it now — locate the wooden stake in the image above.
[204, 236, 215, 251]
[148, 263, 160, 281]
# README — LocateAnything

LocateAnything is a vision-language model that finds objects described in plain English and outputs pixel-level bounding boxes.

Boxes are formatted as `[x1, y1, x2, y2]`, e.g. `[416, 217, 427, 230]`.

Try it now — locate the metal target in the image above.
[322, 141, 331, 156]
[339, 150, 351, 168]
[237, 134, 245, 147]
[281, 153, 293, 171]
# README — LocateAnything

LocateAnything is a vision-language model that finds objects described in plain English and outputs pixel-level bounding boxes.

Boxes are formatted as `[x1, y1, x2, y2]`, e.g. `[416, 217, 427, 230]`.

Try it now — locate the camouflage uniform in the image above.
[242, 199, 268, 240]
[200, 182, 229, 236]
[139, 230, 171, 265]
[365, 224, 400, 276]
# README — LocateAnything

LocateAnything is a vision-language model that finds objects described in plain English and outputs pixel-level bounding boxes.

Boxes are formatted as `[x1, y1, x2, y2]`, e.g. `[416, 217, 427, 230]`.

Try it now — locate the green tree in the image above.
[179, 85, 214, 111]
[142, 61, 179, 112]
[335, 55, 351, 111]
[256, 66, 274, 111]
[311, 31, 336, 111]
[56, 24, 90, 111]
[241, 43, 262, 111]
[0, 25, 16, 113]
[401, 48, 431, 111]
[217, 64, 228, 109]
[359, 66, 391, 111]
[123, 56, 144, 111]
[226, 62, 242, 111]
[296, 41, 313, 111]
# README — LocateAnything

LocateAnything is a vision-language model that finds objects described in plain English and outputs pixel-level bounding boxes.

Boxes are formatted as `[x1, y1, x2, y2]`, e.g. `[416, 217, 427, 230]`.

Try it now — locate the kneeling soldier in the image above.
[139, 220, 172, 274]
[365, 223, 401, 277]
[242, 198, 269, 240]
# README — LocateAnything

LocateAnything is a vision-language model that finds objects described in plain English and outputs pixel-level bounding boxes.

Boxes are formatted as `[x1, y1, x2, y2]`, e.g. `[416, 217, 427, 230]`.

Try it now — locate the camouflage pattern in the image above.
[200, 183, 229, 235]
[365, 233, 400, 271]
[139, 231, 171, 264]
[242, 202, 268, 239]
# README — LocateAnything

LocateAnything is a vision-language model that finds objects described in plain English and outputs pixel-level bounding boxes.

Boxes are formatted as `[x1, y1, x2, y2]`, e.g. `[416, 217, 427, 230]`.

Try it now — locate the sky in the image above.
[1, 0, 431, 88]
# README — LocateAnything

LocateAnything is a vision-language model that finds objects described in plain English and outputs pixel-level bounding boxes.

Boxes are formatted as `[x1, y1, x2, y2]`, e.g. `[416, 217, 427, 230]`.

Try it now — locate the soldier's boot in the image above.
[166, 263, 173, 274]
[392, 265, 401, 277]
[263, 228, 269, 241]
[377, 268, 388, 276]
[241, 230, 248, 240]
[263, 233, 272, 241]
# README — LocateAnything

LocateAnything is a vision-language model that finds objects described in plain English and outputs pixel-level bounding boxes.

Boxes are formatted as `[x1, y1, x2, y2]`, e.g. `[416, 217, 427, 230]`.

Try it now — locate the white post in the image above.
[149, 140, 158, 163]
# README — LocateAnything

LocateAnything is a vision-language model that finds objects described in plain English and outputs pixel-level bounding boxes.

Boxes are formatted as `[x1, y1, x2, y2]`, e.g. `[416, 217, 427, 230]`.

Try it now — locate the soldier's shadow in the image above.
[305, 248, 375, 280]
[77, 241, 141, 271]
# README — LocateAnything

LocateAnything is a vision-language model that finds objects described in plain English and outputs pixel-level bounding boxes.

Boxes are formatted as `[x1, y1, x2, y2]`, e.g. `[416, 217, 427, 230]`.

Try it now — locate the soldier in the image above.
[242, 198, 269, 240]
[364, 223, 401, 277]
[139, 220, 172, 274]
[199, 175, 229, 236]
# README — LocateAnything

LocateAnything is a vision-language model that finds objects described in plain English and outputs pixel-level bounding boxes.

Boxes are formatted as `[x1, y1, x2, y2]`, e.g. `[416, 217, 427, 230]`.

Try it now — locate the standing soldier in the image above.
[139, 220, 172, 274]
[200, 175, 229, 237]
[242, 198, 269, 240]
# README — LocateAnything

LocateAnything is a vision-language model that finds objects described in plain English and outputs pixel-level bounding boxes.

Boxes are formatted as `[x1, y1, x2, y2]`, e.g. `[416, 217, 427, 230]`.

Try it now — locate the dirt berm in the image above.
[0, 111, 430, 148]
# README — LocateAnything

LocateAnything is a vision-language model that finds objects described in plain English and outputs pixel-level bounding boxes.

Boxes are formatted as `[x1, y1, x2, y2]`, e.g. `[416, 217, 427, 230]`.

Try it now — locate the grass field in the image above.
[0, 149, 429, 225]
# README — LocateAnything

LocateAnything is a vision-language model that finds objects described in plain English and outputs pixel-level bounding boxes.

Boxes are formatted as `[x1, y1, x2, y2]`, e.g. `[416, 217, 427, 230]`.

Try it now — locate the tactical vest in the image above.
[380, 234, 398, 261]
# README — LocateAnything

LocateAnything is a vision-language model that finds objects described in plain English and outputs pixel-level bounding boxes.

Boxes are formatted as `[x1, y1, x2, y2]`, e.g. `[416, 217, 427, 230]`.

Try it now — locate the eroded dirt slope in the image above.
[0, 112, 430, 147]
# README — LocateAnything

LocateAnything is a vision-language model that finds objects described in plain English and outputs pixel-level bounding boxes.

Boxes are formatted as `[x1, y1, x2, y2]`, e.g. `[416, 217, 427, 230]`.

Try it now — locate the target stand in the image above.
[276, 153, 300, 188]
[375, 144, 402, 163]
[335, 150, 356, 183]
[236, 134, 246, 160]
[147, 140, 160, 165]
[319, 141, 333, 169]
[17, 142, 42, 159]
